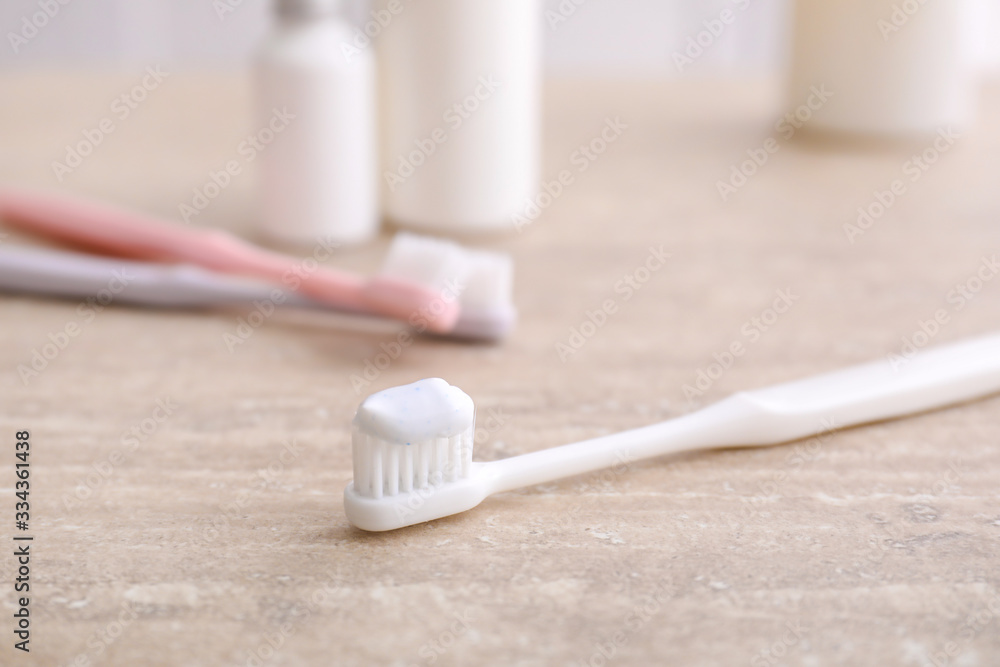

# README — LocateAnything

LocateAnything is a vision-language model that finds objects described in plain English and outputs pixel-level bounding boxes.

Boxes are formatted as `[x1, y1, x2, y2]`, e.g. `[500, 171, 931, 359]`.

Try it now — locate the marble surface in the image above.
[1, 72, 999, 666]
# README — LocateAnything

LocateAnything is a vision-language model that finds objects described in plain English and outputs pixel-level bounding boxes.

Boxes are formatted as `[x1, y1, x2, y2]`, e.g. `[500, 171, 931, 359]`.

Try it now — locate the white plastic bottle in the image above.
[375, 0, 542, 234]
[788, 0, 976, 136]
[256, 0, 378, 247]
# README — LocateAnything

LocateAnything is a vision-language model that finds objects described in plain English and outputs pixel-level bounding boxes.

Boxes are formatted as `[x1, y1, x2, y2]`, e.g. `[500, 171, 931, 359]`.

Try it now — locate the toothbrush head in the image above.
[344, 378, 490, 531]
[370, 233, 517, 342]
[446, 249, 518, 342]
[364, 233, 470, 334]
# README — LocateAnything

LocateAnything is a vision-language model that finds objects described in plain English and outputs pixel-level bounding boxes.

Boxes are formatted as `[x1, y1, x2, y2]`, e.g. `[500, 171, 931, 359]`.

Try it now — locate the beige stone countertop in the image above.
[1, 72, 999, 666]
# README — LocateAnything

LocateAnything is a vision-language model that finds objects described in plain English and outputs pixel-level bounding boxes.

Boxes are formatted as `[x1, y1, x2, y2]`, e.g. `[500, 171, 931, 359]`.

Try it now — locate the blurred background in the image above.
[2, 0, 997, 76]
[4, 3, 1000, 666]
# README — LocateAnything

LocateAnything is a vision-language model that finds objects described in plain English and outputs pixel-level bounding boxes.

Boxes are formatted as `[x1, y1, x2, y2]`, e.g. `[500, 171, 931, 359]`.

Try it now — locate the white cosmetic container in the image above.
[788, 0, 976, 136]
[375, 0, 542, 234]
[257, 0, 378, 246]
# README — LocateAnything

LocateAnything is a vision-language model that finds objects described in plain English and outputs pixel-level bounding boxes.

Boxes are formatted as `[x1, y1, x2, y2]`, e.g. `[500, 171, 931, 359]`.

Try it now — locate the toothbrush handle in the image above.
[488, 333, 1000, 493]
[0, 245, 320, 308]
[0, 188, 368, 309]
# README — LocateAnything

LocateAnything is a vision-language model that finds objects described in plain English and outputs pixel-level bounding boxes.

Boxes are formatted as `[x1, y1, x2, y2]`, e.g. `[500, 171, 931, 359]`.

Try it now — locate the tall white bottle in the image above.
[257, 0, 378, 246]
[375, 0, 542, 234]
[788, 0, 976, 136]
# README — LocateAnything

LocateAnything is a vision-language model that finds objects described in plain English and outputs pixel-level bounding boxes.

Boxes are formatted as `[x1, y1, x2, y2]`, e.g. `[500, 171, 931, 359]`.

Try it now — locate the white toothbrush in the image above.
[0, 235, 516, 341]
[344, 333, 1000, 531]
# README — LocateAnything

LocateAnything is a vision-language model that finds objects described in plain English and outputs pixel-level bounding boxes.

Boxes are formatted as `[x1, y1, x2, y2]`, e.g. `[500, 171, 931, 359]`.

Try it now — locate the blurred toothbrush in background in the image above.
[0, 189, 516, 341]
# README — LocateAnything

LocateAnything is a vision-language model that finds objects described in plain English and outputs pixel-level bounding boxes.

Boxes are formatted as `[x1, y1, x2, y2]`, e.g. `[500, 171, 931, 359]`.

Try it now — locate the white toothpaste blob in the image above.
[353, 378, 474, 445]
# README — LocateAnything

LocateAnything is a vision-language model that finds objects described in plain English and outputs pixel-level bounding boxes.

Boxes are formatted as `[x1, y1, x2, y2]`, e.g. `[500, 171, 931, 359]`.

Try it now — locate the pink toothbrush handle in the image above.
[2, 190, 467, 336]
[0, 188, 372, 310]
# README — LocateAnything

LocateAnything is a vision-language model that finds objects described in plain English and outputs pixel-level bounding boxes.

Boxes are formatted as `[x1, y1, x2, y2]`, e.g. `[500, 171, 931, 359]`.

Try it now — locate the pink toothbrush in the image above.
[0, 188, 461, 333]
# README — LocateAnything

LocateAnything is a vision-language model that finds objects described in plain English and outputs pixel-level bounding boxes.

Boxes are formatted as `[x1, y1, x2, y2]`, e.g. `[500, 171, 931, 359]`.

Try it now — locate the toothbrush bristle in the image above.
[350, 378, 476, 500]
[375, 233, 517, 340]
[445, 250, 517, 341]
[351, 428, 474, 499]
[459, 250, 513, 310]
[378, 233, 471, 295]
